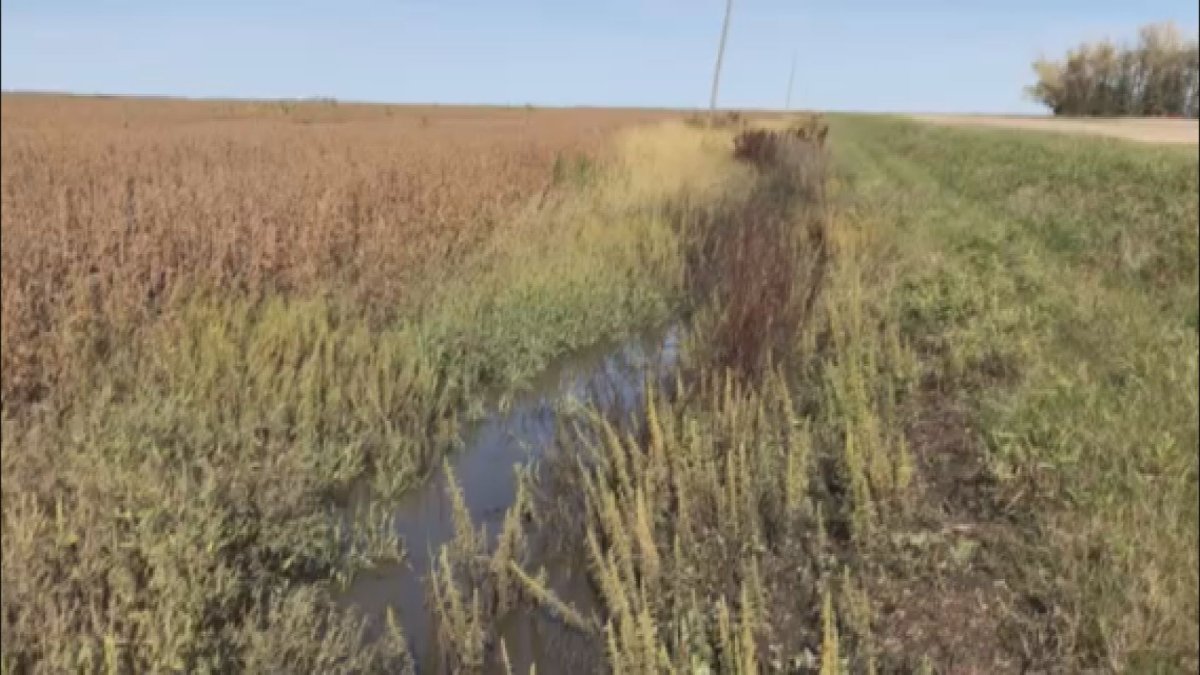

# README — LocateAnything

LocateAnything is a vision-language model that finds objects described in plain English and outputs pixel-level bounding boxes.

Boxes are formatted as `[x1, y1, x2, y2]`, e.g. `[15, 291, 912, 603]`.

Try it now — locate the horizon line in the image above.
[0, 89, 1052, 118]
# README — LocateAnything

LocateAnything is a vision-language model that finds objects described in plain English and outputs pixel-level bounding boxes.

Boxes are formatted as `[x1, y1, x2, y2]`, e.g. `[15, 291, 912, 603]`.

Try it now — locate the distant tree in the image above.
[1027, 21, 1199, 117]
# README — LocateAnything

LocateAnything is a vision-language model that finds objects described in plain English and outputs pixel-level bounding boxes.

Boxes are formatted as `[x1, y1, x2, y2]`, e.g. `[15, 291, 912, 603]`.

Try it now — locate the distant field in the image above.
[915, 113, 1200, 144]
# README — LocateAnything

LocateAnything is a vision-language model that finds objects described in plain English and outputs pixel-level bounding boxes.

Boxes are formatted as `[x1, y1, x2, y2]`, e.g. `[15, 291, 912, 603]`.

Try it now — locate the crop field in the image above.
[1, 96, 680, 406]
[1, 96, 1197, 674]
[914, 114, 1200, 145]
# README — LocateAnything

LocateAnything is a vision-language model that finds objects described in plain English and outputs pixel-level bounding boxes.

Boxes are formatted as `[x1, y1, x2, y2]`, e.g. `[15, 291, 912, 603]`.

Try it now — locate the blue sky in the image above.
[2, 1, 1197, 113]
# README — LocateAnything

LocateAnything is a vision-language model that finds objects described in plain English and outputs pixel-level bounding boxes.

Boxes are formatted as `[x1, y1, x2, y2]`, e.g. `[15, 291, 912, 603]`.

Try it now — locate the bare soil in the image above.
[915, 115, 1199, 145]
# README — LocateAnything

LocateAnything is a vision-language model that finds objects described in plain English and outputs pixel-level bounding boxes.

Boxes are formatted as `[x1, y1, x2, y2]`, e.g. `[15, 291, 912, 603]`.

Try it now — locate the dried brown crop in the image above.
[0, 95, 673, 410]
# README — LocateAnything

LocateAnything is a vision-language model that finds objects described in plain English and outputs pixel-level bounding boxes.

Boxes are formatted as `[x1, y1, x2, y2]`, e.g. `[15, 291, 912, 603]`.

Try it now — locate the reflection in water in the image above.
[341, 325, 681, 672]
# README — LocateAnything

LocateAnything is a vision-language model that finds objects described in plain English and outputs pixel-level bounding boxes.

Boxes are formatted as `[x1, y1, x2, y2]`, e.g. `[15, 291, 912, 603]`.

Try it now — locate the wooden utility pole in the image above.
[785, 50, 797, 111]
[709, 0, 733, 117]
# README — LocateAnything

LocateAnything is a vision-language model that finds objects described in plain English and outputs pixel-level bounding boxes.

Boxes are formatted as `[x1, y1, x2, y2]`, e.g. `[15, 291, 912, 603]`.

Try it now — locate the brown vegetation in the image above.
[0, 95, 670, 412]
[684, 110, 749, 130]
[0, 95, 686, 672]
[694, 126, 829, 378]
[914, 114, 1199, 144]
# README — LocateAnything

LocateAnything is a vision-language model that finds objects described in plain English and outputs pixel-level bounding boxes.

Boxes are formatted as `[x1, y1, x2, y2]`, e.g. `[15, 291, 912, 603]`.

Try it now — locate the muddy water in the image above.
[341, 325, 681, 672]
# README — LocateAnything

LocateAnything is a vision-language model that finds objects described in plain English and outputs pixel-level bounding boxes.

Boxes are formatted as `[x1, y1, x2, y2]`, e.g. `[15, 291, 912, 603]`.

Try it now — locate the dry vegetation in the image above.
[0, 95, 671, 409]
[0, 95, 698, 672]
[914, 114, 1200, 144]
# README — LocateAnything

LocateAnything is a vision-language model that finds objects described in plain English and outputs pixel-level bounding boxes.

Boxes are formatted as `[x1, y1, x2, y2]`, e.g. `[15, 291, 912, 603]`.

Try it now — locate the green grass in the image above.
[428, 117, 1198, 672]
[832, 116, 1198, 670]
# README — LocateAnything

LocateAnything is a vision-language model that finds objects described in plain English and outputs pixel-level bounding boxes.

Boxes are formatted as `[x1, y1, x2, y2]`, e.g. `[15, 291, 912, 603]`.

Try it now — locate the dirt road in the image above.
[914, 115, 1199, 145]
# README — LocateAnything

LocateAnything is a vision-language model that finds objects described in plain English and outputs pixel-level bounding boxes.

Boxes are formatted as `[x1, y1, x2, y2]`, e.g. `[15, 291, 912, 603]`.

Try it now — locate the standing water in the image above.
[340, 324, 682, 672]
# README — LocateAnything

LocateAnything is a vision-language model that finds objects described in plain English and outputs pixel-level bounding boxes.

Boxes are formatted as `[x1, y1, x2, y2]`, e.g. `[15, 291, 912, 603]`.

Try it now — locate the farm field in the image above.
[1, 96, 1197, 674]
[914, 113, 1200, 144]
[0, 94, 713, 672]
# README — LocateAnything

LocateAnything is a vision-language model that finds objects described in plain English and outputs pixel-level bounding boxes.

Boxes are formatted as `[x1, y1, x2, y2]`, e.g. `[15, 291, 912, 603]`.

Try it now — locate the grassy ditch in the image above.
[4, 105, 1193, 672]
[426, 127, 843, 672]
[426, 117, 1197, 673]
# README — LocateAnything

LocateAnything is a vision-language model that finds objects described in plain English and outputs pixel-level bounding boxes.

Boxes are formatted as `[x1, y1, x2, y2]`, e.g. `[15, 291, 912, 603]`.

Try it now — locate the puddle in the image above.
[340, 324, 682, 672]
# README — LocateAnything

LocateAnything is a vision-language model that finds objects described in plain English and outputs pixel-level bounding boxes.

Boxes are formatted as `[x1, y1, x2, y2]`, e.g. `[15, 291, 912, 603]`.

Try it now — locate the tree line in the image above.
[1027, 22, 1199, 117]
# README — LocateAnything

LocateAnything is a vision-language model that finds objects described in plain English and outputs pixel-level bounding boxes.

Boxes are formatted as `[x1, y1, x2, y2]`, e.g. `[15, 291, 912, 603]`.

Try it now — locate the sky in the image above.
[2, 1, 1198, 114]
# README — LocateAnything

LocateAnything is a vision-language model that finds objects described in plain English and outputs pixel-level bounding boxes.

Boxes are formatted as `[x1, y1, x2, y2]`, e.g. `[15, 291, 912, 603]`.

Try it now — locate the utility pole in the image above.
[785, 50, 797, 111]
[709, 0, 733, 118]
